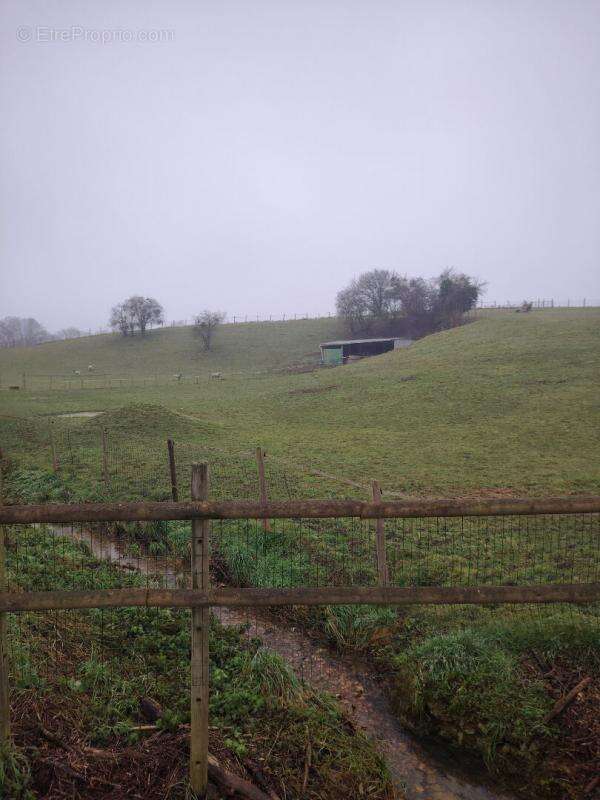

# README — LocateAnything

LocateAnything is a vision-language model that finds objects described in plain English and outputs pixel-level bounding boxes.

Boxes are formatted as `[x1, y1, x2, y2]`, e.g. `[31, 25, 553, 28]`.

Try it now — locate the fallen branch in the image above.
[81, 726, 275, 800]
[36, 723, 70, 750]
[130, 724, 161, 732]
[544, 676, 592, 723]
[208, 753, 274, 800]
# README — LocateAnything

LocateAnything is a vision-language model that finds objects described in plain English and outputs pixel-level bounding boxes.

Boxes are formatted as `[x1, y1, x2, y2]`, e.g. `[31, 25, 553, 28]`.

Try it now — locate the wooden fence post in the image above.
[255, 447, 271, 532]
[0, 459, 10, 743]
[49, 421, 59, 473]
[190, 463, 210, 797]
[167, 439, 178, 501]
[372, 481, 389, 587]
[101, 429, 109, 489]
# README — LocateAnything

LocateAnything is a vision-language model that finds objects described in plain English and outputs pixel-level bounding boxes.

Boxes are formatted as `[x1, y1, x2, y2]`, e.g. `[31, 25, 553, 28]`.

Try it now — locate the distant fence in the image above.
[475, 299, 599, 310]
[1, 302, 598, 357]
[1, 366, 330, 391]
[169, 301, 599, 326]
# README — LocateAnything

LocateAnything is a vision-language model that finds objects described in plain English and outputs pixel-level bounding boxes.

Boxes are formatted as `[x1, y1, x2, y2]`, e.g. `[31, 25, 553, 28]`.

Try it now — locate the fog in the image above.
[1, 0, 599, 330]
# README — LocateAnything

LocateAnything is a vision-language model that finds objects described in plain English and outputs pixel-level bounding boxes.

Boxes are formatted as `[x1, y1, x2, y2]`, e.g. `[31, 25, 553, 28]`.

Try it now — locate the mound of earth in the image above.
[82, 403, 214, 439]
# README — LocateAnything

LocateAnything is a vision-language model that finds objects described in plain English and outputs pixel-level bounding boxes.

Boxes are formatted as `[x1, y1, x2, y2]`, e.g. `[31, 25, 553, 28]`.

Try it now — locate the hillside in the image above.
[1, 309, 599, 495]
[0, 317, 346, 382]
[3, 308, 600, 799]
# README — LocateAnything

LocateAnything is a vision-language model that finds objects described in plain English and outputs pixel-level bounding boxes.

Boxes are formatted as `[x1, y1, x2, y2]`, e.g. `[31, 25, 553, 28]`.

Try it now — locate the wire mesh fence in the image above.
[4, 510, 600, 681]
[2, 368, 321, 391]
[2, 418, 600, 798]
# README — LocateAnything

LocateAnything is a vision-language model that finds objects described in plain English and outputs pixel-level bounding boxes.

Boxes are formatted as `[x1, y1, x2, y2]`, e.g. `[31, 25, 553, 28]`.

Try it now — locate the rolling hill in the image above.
[1, 309, 599, 495]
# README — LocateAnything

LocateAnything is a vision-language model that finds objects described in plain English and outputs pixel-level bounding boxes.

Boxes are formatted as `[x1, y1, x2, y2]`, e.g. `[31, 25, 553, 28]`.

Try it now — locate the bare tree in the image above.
[392, 276, 437, 337]
[56, 327, 84, 340]
[335, 269, 402, 334]
[0, 316, 49, 347]
[127, 295, 164, 334]
[110, 302, 135, 336]
[109, 296, 164, 336]
[336, 268, 484, 337]
[193, 310, 226, 351]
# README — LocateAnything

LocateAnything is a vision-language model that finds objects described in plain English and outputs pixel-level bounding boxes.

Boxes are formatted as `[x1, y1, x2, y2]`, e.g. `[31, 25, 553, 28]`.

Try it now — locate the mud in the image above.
[48, 524, 513, 800]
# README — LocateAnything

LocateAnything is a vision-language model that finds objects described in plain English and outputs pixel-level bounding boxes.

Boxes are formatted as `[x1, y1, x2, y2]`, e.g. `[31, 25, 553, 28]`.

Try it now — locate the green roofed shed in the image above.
[319, 337, 411, 365]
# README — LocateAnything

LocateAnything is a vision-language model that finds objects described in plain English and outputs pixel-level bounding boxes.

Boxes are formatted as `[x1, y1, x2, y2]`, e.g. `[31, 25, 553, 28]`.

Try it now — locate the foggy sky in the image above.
[1, 0, 599, 331]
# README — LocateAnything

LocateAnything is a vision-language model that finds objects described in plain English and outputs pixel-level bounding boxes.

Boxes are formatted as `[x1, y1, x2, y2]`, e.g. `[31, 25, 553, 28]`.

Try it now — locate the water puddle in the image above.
[47, 524, 513, 800]
[53, 411, 104, 418]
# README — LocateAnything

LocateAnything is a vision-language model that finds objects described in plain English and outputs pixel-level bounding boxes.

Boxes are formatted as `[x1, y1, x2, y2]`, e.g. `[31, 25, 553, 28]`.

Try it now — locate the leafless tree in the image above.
[0, 316, 49, 347]
[56, 327, 84, 340]
[335, 269, 401, 334]
[336, 268, 484, 337]
[127, 295, 164, 334]
[193, 310, 226, 351]
[110, 302, 135, 336]
[110, 296, 164, 335]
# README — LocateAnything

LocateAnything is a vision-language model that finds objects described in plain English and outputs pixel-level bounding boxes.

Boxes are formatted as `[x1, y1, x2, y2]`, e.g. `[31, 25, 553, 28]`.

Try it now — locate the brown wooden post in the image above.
[190, 463, 210, 797]
[0, 461, 10, 743]
[49, 421, 59, 473]
[101, 429, 109, 489]
[167, 439, 178, 501]
[255, 447, 271, 532]
[372, 481, 389, 587]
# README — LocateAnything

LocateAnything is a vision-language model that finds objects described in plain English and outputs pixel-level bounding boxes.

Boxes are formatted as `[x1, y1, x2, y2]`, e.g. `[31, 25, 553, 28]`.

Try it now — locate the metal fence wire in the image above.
[1, 426, 600, 798]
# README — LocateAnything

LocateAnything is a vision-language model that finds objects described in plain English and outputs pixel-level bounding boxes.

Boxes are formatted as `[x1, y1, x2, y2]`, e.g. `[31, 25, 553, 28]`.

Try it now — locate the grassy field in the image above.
[2, 308, 600, 798]
[0, 317, 345, 381]
[1, 308, 599, 495]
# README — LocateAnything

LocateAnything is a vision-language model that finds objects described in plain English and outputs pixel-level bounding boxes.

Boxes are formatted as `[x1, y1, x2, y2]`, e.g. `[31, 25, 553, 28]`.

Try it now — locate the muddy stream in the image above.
[49, 525, 513, 800]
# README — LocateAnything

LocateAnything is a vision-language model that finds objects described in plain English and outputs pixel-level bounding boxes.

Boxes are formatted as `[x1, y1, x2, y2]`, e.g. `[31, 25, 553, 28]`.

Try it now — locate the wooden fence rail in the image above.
[1, 494, 599, 525]
[2, 583, 600, 614]
[1, 486, 600, 796]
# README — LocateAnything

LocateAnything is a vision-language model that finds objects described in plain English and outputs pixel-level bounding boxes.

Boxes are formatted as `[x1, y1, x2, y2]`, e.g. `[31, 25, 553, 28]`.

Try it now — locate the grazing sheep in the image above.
[88, 364, 95, 372]
[174, 373, 182, 381]
[210, 372, 222, 380]
[73, 370, 81, 376]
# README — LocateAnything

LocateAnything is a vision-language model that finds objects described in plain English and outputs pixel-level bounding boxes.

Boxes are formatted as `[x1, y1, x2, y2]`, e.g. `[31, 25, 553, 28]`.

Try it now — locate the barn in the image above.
[319, 337, 411, 366]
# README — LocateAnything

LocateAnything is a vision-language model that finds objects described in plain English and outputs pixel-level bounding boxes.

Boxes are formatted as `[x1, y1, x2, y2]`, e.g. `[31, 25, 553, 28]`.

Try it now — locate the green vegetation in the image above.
[4, 524, 392, 799]
[1, 309, 599, 494]
[0, 317, 345, 380]
[2, 308, 600, 796]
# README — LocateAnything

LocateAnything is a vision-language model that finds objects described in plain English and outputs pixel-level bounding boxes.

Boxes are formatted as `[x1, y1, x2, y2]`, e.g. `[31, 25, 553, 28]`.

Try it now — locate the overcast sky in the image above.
[1, 0, 599, 331]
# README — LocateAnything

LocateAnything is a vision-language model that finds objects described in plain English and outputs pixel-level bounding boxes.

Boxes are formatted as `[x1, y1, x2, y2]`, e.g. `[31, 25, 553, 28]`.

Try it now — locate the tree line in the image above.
[336, 268, 484, 337]
[0, 317, 85, 348]
[1, 270, 482, 351]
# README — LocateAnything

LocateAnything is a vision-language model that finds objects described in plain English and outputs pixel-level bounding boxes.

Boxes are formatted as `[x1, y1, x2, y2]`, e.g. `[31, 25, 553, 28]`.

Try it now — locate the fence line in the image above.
[3, 583, 600, 614]
[2, 488, 600, 793]
[2, 301, 598, 356]
[170, 302, 600, 325]
[3, 494, 600, 524]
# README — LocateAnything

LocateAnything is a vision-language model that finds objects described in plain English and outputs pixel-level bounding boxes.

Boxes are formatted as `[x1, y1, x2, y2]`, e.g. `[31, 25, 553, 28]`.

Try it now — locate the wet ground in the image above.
[48, 524, 513, 800]
[52, 411, 104, 418]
